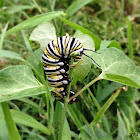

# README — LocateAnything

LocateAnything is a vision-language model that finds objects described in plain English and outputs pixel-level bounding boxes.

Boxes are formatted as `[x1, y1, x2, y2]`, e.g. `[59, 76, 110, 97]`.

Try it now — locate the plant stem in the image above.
[58, 57, 74, 140]
[69, 74, 103, 102]
[1, 102, 21, 140]
[25, 62, 54, 127]
[127, 17, 133, 59]
[91, 87, 123, 125]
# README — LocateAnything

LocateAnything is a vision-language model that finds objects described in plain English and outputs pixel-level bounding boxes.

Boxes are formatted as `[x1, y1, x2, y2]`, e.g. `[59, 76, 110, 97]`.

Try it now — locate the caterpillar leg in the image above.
[69, 91, 78, 104]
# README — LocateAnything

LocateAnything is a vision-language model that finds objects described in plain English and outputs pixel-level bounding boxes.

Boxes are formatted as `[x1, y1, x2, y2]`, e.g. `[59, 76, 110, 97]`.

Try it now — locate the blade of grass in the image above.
[127, 17, 133, 59]
[66, 0, 92, 17]
[0, 22, 9, 49]
[1, 102, 21, 140]
[6, 11, 63, 35]
[91, 87, 124, 125]
[85, 84, 110, 133]
[21, 30, 32, 51]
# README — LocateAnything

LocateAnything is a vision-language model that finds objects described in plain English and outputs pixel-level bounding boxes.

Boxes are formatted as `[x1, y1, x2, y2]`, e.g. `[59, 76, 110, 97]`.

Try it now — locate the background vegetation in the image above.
[0, 0, 140, 140]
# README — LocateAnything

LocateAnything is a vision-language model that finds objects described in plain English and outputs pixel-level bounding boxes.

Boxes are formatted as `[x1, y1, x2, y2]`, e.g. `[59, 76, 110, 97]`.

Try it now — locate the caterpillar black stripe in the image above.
[42, 34, 100, 103]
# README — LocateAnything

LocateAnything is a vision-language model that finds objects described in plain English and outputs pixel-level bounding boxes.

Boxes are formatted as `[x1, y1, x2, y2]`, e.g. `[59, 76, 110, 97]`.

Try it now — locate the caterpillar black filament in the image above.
[42, 34, 99, 103]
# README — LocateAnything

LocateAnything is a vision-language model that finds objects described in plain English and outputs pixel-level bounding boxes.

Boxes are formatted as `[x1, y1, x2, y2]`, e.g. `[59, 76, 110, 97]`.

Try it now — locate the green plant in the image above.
[0, 0, 140, 140]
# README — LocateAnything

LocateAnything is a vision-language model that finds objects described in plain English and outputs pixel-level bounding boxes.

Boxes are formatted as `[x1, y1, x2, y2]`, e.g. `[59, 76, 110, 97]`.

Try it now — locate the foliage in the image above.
[0, 0, 140, 140]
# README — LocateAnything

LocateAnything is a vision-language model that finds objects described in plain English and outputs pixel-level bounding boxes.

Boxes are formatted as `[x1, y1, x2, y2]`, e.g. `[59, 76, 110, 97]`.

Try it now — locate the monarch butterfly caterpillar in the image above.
[42, 34, 100, 103]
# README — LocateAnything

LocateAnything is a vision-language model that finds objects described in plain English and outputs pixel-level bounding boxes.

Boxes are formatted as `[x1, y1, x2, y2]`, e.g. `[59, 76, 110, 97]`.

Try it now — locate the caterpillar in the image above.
[42, 34, 99, 103]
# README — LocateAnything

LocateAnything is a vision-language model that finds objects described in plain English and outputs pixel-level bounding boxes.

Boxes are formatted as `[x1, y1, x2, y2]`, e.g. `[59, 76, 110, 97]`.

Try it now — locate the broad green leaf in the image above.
[0, 65, 53, 103]
[72, 34, 95, 84]
[6, 11, 63, 35]
[100, 40, 122, 50]
[11, 110, 51, 135]
[66, 0, 92, 16]
[93, 48, 140, 88]
[59, 17, 101, 49]
[30, 22, 56, 49]
[27, 48, 43, 71]
[0, 50, 26, 62]
[117, 110, 128, 140]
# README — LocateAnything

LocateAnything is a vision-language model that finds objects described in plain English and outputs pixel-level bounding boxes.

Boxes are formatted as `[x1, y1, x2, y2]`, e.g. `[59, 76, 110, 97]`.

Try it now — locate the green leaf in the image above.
[100, 40, 122, 50]
[30, 22, 56, 49]
[6, 11, 63, 35]
[11, 110, 51, 135]
[0, 65, 53, 103]
[59, 17, 101, 49]
[0, 50, 26, 62]
[66, 0, 92, 16]
[72, 34, 95, 84]
[117, 110, 128, 140]
[93, 48, 140, 88]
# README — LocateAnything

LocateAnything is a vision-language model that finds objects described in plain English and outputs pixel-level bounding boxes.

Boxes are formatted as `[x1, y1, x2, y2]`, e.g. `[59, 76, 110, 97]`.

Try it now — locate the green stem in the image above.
[69, 74, 103, 102]
[91, 87, 122, 125]
[127, 17, 133, 59]
[58, 57, 74, 140]
[25, 62, 54, 126]
[1, 102, 21, 140]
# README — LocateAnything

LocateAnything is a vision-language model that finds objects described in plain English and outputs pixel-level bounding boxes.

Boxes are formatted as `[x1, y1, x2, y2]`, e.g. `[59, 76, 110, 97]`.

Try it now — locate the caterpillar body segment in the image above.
[42, 35, 83, 103]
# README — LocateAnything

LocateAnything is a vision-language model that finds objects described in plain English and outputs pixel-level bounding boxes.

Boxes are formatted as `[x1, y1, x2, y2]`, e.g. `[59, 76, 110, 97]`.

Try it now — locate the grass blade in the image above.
[0, 22, 9, 49]
[91, 87, 122, 125]
[127, 17, 133, 59]
[6, 11, 63, 35]
[66, 0, 92, 16]
[21, 30, 32, 51]
[1, 102, 21, 140]
[11, 110, 51, 135]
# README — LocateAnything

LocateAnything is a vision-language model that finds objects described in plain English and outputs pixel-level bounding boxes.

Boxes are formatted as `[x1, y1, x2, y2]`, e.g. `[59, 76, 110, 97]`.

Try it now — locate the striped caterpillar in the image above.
[42, 34, 99, 103]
